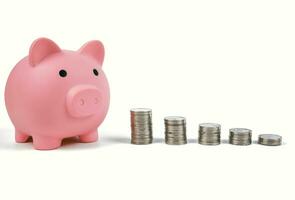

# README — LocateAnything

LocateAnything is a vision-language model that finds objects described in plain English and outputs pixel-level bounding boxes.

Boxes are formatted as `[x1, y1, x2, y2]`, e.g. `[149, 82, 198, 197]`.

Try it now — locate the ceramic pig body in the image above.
[5, 38, 110, 150]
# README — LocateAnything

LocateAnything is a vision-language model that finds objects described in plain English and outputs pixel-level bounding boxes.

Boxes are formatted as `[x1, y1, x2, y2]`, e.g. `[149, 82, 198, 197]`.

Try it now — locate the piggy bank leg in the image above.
[32, 135, 62, 150]
[79, 130, 98, 143]
[15, 130, 29, 143]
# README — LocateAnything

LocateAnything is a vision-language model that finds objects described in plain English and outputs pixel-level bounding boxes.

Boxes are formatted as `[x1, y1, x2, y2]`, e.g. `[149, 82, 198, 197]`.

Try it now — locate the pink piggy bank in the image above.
[5, 38, 110, 150]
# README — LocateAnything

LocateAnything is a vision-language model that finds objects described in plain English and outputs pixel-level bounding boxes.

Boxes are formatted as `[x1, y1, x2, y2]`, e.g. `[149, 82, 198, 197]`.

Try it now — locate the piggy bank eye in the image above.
[59, 69, 67, 77]
[93, 68, 99, 76]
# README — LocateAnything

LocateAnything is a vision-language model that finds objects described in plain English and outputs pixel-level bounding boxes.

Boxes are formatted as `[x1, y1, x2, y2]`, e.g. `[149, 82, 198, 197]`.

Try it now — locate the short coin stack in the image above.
[258, 134, 282, 146]
[130, 108, 153, 145]
[198, 123, 221, 145]
[229, 128, 252, 145]
[164, 116, 187, 145]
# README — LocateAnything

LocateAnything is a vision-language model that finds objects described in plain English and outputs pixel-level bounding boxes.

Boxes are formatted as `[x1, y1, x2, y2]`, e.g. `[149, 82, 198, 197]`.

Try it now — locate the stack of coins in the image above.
[130, 108, 153, 144]
[164, 116, 187, 145]
[229, 128, 252, 145]
[198, 123, 221, 145]
[258, 134, 282, 146]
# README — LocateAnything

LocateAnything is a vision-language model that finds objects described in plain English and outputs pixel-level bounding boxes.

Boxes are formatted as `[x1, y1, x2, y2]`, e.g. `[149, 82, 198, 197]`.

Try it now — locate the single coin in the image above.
[230, 128, 251, 135]
[130, 108, 152, 113]
[199, 123, 220, 128]
[199, 123, 221, 132]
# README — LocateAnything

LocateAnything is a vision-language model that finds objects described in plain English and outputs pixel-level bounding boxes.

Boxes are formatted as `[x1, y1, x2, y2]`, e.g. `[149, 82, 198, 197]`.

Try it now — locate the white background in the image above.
[0, 0, 294, 199]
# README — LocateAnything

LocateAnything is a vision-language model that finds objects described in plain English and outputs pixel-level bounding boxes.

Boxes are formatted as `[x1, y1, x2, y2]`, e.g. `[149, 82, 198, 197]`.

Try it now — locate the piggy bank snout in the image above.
[66, 85, 102, 118]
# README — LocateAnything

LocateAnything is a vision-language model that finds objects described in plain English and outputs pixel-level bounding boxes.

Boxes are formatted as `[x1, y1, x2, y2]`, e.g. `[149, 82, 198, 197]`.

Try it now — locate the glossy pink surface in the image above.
[5, 38, 110, 150]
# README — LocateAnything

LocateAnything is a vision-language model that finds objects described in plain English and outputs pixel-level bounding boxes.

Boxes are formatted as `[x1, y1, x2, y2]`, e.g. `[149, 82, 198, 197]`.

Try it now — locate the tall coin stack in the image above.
[130, 108, 153, 145]
[164, 116, 187, 145]
[229, 128, 252, 145]
[198, 123, 221, 145]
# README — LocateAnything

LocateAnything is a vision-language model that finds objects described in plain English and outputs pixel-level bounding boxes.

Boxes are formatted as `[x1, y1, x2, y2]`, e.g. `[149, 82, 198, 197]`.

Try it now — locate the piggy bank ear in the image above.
[29, 38, 61, 67]
[78, 40, 105, 67]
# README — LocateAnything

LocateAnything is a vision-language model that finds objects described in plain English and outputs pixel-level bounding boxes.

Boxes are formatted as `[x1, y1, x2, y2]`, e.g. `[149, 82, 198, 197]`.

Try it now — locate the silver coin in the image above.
[164, 116, 186, 125]
[198, 140, 220, 145]
[131, 139, 153, 145]
[199, 123, 221, 130]
[230, 128, 252, 135]
[130, 108, 152, 114]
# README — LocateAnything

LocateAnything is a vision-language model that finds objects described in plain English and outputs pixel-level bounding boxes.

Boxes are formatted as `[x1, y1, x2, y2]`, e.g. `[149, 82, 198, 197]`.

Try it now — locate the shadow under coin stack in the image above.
[130, 108, 153, 145]
[198, 123, 221, 145]
[229, 128, 252, 145]
[164, 116, 187, 145]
